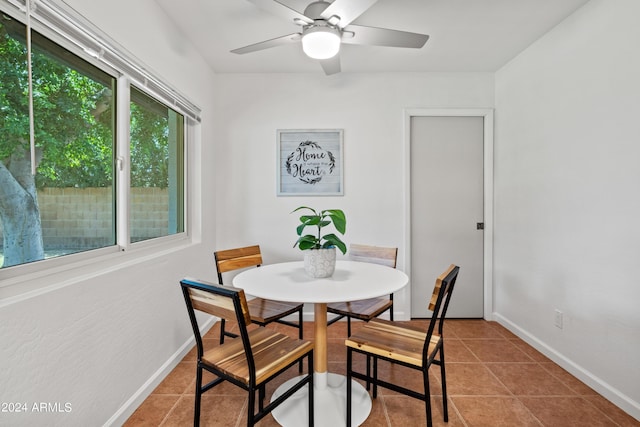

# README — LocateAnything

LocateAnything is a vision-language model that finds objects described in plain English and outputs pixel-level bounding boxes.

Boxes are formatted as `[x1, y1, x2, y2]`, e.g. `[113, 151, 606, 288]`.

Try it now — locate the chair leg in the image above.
[298, 307, 304, 340]
[309, 352, 314, 427]
[372, 357, 378, 399]
[365, 355, 371, 391]
[439, 346, 449, 422]
[346, 349, 352, 427]
[247, 387, 256, 427]
[219, 318, 226, 345]
[299, 308, 304, 373]
[424, 368, 433, 427]
[194, 366, 203, 427]
[347, 317, 352, 337]
[258, 385, 265, 412]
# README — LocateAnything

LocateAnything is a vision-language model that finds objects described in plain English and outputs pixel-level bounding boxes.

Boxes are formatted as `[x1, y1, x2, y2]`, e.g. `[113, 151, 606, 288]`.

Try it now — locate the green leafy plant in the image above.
[292, 207, 347, 254]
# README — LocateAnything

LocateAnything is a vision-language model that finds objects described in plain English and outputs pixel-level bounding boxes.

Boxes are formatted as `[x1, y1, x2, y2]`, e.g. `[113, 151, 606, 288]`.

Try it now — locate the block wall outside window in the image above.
[0, 187, 173, 257]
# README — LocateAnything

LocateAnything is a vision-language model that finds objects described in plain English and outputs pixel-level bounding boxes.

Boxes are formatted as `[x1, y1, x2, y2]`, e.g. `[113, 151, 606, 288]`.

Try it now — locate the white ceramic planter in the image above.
[303, 247, 336, 278]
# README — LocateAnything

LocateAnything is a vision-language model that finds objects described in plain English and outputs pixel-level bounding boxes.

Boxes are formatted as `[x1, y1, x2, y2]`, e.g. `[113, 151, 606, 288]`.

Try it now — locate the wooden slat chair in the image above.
[345, 264, 460, 427]
[214, 245, 304, 345]
[327, 244, 398, 336]
[180, 279, 314, 427]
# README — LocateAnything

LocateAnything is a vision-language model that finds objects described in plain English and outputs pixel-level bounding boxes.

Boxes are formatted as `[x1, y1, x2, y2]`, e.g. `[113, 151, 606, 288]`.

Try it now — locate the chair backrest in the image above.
[214, 245, 263, 283]
[180, 279, 252, 358]
[424, 264, 459, 359]
[349, 244, 398, 268]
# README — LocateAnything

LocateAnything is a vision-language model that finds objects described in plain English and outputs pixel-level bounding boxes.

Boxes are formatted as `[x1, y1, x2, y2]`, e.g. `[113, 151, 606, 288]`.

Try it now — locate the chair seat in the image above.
[247, 298, 303, 324]
[203, 327, 313, 386]
[345, 318, 441, 367]
[327, 297, 393, 321]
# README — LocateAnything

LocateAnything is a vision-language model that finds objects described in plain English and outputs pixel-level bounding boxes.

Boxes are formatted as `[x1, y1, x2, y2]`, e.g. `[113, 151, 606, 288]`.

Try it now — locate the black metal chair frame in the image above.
[327, 244, 398, 337]
[326, 294, 394, 336]
[346, 265, 459, 427]
[181, 279, 314, 427]
[215, 247, 304, 345]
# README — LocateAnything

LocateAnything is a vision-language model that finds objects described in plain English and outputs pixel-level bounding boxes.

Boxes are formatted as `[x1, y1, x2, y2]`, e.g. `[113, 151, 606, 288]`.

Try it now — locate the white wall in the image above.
[494, 0, 640, 418]
[6, 0, 639, 424]
[0, 1, 217, 426]
[213, 72, 494, 318]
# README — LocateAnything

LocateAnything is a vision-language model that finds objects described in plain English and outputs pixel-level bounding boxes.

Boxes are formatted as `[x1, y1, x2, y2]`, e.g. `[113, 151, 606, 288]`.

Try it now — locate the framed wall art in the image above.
[277, 129, 344, 196]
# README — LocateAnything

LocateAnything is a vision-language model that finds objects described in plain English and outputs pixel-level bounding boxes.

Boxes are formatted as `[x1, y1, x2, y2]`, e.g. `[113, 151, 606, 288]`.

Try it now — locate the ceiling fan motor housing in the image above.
[301, 1, 342, 40]
[303, 1, 333, 20]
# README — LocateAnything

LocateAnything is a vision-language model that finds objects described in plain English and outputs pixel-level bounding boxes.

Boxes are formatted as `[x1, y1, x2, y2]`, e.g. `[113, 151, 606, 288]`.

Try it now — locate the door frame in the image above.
[401, 108, 494, 320]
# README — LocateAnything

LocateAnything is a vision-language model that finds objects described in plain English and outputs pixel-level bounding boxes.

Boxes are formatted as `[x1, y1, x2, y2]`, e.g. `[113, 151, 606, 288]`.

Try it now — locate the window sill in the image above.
[0, 234, 194, 306]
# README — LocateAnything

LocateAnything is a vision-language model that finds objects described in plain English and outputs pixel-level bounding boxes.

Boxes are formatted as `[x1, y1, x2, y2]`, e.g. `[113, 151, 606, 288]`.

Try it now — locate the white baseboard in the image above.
[494, 312, 640, 421]
[104, 316, 216, 426]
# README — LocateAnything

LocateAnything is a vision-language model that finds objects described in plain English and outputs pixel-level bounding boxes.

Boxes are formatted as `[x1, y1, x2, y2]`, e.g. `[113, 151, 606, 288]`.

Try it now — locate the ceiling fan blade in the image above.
[320, 55, 341, 75]
[247, 0, 313, 25]
[320, 0, 379, 28]
[342, 24, 429, 48]
[231, 33, 301, 54]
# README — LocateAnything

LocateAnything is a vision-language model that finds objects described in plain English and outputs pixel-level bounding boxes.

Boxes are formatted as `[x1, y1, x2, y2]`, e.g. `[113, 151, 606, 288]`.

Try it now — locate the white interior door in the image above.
[410, 116, 484, 318]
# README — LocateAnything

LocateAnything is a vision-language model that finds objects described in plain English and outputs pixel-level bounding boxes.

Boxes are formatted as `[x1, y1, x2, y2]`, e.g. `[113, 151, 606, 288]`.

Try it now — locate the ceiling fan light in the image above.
[302, 27, 341, 60]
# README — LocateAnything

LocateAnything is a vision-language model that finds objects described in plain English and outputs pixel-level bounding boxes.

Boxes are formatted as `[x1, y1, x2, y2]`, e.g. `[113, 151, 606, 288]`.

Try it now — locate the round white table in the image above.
[233, 260, 409, 427]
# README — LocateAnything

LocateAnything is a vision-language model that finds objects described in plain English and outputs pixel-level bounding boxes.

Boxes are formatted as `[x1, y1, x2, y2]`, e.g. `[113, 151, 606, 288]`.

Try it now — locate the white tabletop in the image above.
[233, 260, 408, 426]
[233, 260, 408, 303]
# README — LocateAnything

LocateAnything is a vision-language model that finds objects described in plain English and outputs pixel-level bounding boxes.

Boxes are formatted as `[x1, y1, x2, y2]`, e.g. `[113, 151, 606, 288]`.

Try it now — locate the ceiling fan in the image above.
[231, 0, 429, 75]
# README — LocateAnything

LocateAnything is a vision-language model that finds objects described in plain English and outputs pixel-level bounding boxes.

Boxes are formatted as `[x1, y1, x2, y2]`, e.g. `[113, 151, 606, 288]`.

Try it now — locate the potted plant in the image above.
[292, 206, 346, 278]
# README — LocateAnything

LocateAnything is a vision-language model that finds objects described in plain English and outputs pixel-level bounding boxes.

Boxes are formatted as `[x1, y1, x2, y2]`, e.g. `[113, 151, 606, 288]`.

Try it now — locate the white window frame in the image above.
[0, 0, 201, 298]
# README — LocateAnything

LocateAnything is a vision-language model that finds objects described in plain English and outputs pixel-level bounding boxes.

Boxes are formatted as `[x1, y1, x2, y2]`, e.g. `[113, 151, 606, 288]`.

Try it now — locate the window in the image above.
[130, 87, 184, 243]
[0, 1, 198, 272]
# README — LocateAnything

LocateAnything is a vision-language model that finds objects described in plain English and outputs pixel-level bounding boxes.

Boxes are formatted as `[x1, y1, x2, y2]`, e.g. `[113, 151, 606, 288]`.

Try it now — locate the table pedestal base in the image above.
[270, 372, 371, 426]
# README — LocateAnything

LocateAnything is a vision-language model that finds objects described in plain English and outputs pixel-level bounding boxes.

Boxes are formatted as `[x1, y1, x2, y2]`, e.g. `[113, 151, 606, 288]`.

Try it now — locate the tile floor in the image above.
[124, 319, 639, 426]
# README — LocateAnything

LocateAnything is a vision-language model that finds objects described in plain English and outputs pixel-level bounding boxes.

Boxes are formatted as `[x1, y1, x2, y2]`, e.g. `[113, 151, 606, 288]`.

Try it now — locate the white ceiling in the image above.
[154, 0, 590, 74]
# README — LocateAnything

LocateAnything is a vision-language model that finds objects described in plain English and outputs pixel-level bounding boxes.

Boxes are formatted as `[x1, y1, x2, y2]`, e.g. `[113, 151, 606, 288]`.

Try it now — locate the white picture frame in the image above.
[277, 129, 344, 196]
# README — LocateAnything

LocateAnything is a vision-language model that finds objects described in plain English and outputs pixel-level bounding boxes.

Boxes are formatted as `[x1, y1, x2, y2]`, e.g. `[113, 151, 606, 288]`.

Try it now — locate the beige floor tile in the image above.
[153, 362, 198, 395]
[445, 320, 505, 339]
[162, 395, 247, 427]
[446, 363, 511, 396]
[123, 394, 180, 427]
[583, 395, 640, 427]
[539, 362, 598, 395]
[443, 339, 481, 363]
[360, 396, 388, 427]
[376, 365, 442, 397]
[510, 340, 552, 363]
[384, 395, 464, 427]
[487, 363, 576, 396]
[452, 396, 542, 427]
[487, 322, 520, 340]
[462, 339, 534, 363]
[520, 396, 619, 427]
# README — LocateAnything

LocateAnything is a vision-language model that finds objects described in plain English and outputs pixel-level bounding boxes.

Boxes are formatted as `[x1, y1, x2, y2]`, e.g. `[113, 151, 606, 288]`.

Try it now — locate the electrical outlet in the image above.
[554, 309, 563, 329]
